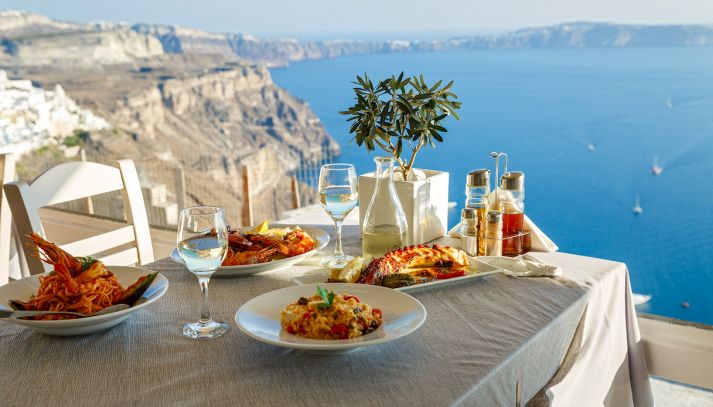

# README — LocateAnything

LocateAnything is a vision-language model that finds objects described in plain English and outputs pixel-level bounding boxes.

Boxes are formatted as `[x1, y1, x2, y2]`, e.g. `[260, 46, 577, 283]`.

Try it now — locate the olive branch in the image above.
[340, 72, 461, 178]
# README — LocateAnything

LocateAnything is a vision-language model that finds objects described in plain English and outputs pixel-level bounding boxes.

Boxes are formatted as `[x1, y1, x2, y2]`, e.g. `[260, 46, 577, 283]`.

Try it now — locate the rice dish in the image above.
[280, 286, 382, 340]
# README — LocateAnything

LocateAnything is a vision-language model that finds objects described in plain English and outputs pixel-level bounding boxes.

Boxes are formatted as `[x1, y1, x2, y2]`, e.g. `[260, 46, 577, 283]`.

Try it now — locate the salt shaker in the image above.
[484, 210, 503, 256]
[459, 207, 478, 256]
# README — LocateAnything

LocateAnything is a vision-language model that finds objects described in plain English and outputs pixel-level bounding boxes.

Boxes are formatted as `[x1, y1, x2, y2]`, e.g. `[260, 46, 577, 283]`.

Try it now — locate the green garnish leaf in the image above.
[77, 256, 96, 271]
[316, 284, 335, 309]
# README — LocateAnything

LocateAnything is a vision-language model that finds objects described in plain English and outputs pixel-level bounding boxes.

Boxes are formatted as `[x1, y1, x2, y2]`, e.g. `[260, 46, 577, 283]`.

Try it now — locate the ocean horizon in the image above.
[271, 47, 713, 325]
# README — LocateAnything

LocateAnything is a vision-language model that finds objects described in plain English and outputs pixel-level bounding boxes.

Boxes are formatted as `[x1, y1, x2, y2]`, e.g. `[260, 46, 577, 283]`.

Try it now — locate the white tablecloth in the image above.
[0, 206, 653, 406]
[281, 205, 654, 406]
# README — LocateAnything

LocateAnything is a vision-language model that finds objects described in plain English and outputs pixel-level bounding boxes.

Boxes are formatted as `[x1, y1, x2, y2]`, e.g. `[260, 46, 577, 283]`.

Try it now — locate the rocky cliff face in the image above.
[0, 11, 340, 223]
[7, 56, 337, 222]
[2, 27, 164, 65]
[0, 10, 82, 37]
[450, 23, 713, 49]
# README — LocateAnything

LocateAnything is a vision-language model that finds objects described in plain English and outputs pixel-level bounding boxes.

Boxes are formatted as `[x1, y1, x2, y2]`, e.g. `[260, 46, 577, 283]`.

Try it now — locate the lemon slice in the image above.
[328, 257, 366, 283]
[247, 220, 269, 234]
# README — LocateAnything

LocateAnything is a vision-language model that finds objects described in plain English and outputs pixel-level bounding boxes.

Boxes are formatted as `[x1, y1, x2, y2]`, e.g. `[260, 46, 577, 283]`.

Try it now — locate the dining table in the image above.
[0, 206, 653, 406]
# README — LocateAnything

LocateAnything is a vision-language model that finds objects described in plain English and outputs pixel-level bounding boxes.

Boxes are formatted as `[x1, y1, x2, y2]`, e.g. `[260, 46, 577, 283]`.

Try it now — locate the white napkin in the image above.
[476, 254, 563, 278]
[448, 214, 558, 253]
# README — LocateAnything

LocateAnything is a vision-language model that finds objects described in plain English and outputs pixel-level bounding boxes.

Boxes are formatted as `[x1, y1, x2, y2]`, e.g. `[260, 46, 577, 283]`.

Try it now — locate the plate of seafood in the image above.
[292, 244, 500, 291]
[235, 283, 426, 354]
[0, 234, 168, 336]
[171, 222, 330, 277]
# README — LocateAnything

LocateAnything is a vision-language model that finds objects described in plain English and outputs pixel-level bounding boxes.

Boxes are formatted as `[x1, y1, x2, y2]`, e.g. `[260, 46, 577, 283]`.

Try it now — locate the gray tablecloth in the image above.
[0, 219, 651, 406]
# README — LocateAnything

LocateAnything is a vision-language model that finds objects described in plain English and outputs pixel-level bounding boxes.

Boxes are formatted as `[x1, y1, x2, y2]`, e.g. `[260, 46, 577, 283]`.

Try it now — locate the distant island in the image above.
[1, 10, 712, 67]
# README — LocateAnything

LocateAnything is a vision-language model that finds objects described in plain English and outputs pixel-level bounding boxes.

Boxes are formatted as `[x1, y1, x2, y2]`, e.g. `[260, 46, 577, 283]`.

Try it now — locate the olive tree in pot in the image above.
[340, 72, 461, 244]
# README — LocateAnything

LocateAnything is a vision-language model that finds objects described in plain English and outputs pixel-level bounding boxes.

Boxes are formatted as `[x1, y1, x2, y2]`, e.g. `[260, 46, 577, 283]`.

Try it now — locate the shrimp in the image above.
[28, 233, 82, 274]
[223, 245, 280, 266]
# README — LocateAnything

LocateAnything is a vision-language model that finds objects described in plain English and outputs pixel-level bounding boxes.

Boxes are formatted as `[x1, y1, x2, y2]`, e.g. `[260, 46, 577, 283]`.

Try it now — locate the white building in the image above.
[0, 70, 110, 155]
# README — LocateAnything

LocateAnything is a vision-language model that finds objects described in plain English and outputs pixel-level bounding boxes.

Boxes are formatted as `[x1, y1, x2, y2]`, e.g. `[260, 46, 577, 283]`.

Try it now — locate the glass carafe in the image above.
[362, 157, 408, 260]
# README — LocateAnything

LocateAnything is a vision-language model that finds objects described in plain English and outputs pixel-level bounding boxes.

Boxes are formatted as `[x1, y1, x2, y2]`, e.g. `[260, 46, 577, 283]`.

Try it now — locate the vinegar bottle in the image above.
[499, 171, 525, 256]
[362, 157, 409, 260]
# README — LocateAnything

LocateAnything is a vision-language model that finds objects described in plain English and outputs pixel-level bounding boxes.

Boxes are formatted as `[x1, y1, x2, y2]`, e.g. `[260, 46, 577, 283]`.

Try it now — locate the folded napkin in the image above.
[449, 214, 558, 253]
[475, 255, 563, 278]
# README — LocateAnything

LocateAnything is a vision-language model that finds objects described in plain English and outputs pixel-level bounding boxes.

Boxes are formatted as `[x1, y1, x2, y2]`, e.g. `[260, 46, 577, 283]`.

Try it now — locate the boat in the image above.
[665, 97, 673, 109]
[587, 143, 596, 152]
[632, 194, 643, 215]
[632, 293, 652, 306]
[652, 155, 663, 176]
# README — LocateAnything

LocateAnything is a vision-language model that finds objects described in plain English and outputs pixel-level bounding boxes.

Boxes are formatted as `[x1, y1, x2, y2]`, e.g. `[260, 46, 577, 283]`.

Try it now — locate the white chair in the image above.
[0, 153, 29, 284]
[3, 159, 155, 274]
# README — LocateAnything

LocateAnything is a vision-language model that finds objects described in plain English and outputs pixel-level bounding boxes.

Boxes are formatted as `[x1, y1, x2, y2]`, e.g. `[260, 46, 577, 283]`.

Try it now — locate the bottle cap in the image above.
[500, 171, 525, 191]
[466, 169, 490, 188]
[461, 207, 477, 219]
[487, 210, 502, 223]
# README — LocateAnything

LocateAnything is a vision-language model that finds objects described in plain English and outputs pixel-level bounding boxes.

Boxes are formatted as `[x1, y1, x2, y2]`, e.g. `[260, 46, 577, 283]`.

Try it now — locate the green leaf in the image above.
[432, 132, 444, 142]
[77, 256, 96, 271]
[396, 139, 403, 158]
[316, 284, 336, 309]
[429, 80, 442, 92]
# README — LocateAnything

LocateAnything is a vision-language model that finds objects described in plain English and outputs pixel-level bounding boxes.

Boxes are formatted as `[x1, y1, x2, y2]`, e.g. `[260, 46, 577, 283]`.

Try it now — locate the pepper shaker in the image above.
[484, 210, 503, 257]
[459, 207, 478, 256]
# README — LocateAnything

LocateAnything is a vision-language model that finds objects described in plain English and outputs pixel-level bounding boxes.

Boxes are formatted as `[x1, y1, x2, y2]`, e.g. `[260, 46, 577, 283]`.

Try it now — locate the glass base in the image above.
[183, 319, 229, 339]
[320, 254, 354, 269]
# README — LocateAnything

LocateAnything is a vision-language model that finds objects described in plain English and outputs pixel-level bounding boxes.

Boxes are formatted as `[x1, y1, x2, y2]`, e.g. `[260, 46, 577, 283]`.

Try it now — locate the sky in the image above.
[3, 0, 713, 39]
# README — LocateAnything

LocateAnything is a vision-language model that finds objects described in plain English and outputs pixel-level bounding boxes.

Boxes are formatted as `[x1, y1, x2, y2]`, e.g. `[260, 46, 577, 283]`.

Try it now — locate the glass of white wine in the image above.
[177, 206, 229, 339]
[318, 163, 358, 268]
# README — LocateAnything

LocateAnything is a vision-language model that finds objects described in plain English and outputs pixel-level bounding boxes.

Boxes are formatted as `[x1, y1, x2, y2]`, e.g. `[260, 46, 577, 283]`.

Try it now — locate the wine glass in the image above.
[318, 163, 358, 268]
[176, 206, 229, 339]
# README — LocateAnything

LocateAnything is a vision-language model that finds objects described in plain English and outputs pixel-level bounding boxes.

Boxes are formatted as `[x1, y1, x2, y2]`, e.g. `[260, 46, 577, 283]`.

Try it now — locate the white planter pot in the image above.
[358, 169, 449, 245]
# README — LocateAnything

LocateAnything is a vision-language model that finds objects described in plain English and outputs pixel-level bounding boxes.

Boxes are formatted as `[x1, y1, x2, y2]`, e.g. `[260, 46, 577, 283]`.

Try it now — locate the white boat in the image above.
[587, 143, 596, 152]
[664, 97, 673, 109]
[633, 293, 652, 306]
[652, 155, 663, 176]
[633, 194, 643, 215]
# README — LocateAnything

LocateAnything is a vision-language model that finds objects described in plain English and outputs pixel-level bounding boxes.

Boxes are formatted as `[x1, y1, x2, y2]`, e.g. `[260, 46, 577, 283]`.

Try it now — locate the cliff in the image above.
[4, 12, 712, 67]
[449, 22, 713, 49]
[4, 56, 337, 222]
[1, 27, 164, 65]
[131, 21, 713, 66]
[0, 10, 83, 37]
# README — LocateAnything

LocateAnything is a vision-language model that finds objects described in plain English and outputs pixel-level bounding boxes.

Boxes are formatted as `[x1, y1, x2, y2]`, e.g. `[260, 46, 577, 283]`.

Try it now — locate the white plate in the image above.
[291, 257, 501, 292]
[171, 225, 330, 277]
[0, 266, 168, 336]
[235, 283, 427, 354]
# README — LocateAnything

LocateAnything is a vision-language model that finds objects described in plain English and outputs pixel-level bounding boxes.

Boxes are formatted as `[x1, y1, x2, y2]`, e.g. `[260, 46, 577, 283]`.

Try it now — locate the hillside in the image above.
[0, 11, 339, 224]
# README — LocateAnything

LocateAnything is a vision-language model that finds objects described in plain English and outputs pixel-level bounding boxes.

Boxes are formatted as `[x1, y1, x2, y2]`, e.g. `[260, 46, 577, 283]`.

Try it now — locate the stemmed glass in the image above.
[176, 206, 229, 339]
[318, 163, 358, 268]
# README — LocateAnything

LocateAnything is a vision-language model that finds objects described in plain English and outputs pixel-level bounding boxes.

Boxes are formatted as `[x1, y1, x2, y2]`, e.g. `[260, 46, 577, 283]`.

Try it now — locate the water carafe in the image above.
[362, 157, 409, 260]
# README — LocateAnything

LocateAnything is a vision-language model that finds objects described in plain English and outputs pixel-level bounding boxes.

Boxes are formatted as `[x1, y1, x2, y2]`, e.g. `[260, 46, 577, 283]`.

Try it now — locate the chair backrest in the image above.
[0, 153, 20, 284]
[3, 159, 154, 274]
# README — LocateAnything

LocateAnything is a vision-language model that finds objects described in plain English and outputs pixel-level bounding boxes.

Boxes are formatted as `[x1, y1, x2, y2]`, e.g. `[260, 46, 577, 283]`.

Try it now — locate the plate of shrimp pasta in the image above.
[171, 222, 330, 277]
[0, 233, 168, 336]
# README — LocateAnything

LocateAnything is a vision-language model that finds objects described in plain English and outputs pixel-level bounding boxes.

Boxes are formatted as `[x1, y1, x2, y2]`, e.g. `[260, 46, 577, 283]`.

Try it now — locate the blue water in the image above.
[271, 48, 713, 325]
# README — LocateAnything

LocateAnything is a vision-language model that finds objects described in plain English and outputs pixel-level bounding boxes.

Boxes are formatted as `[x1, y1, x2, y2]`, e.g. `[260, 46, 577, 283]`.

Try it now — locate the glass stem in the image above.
[198, 277, 212, 323]
[334, 220, 344, 257]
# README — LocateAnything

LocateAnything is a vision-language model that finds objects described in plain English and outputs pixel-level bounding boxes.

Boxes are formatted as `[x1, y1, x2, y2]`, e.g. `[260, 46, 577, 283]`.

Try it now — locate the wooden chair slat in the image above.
[60, 225, 136, 258]
[97, 248, 139, 267]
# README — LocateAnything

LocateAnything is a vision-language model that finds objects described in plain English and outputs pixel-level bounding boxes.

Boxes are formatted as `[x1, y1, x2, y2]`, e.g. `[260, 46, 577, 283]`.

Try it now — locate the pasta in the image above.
[10, 233, 152, 320]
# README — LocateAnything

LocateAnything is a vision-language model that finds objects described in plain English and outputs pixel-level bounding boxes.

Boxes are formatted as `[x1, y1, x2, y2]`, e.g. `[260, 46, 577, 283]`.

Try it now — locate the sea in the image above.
[270, 47, 713, 325]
